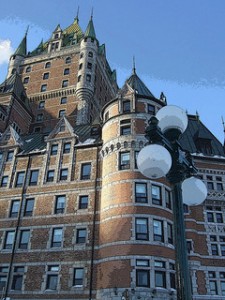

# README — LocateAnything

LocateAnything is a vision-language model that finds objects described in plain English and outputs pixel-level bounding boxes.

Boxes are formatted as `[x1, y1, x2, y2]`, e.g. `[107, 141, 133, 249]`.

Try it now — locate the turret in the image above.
[76, 15, 98, 124]
[7, 30, 27, 78]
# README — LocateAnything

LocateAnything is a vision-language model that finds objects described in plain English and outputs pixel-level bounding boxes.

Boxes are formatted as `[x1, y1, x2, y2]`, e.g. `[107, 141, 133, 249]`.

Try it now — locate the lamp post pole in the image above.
[145, 116, 194, 300]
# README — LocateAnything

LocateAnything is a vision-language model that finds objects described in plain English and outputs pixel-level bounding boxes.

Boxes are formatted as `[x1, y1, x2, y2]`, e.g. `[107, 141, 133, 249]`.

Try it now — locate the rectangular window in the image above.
[136, 259, 149, 267]
[123, 100, 131, 113]
[36, 113, 43, 121]
[55, 195, 66, 214]
[60, 168, 68, 181]
[221, 245, 225, 256]
[58, 109, 66, 118]
[51, 228, 63, 247]
[15, 171, 25, 187]
[11, 267, 24, 291]
[216, 213, 223, 223]
[64, 68, 70, 75]
[39, 100, 45, 109]
[211, 244, 219, 255]
[120, 119, 131, 135]
[62, 80, 68, 88]
[217, 183, 223, 191]
[51, 144, 58, 155]
[207, 182, 214, 190]
[47, 170, 55, 182]
[73, 268, 84, 286]
[119, 152, 130, 170]
[10, 200, 20, 218]
[1, 176, 8, 187]
[4, 231, 15, 249]
[0, 274, 7, 292]
[60, 97, 67, 104]
[29, 170, 39, 185]
[148, 104, 155, 115]
[151, 185, 162, 206]
[81, 163, 91, 180]
[79, 195, 88, 209]
[19, 230, 30, 249]
[41, 84, 47, 92]
[24, 198, 34, 217]
[136, 270, 150, 287]
[135, 218, 149, 240]
[165, 189, 172, 209]
[167, 223, 173, 244]
[207, 212, 214, 222]
[187, 240, 193, 253]
[135, 183, 147, 203]
[121, 125, 131, 135]
[76, 228, 87, 243]
[46, 265, 59, 290]
[63, 142, 71, 154]
[221, 281, 225, 296]
[135, 151, 139, 169]
[209, 281, 218, 295]
[153, 220, 164, 242]
[43, 72, 49, 80]
[155, 271, 166, 288]
[6, 150, 14, 161]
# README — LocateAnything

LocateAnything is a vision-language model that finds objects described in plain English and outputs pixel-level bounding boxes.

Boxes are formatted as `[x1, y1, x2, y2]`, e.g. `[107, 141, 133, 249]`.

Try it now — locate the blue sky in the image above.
[0, 0, 224, 143]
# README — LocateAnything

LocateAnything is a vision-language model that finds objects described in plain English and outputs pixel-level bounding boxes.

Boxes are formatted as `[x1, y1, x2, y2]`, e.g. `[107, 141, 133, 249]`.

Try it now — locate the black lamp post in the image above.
[137, 105, 207, 300]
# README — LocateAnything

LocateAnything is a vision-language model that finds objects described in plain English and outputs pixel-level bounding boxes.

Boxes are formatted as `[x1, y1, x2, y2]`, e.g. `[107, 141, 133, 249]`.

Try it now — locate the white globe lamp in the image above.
[137, 144, 172, 179]
[182, 176, 208, 206]
[156, 105, 188, 139]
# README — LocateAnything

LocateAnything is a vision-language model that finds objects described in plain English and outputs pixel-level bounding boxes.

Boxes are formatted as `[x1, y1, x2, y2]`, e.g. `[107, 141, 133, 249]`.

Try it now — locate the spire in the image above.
[132, 56, 136, 74]
[75, 6, 79, 23]
[84, 12, 96, 39]
[222, 116, 225, 148]
[14, 28, 28, 56]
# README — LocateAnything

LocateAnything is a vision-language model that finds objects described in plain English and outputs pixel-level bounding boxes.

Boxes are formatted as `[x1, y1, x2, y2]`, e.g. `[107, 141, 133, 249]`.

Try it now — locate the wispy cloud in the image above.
[0, 39, 13, 65]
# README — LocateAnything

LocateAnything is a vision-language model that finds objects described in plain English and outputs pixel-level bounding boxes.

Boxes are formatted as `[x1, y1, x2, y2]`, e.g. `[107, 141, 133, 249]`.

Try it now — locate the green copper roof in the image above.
[125, 69, 155, 98]
[63, 17, 83, 41]
[84, 17, 96, 39]
[14, 33, 27, 56]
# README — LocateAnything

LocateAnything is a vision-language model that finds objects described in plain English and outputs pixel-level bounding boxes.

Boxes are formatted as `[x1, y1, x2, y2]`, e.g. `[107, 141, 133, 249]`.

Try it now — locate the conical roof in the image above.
[124, 69, 155, 98]
[14, 33, 27, 56]
[84, 16, 96, 39]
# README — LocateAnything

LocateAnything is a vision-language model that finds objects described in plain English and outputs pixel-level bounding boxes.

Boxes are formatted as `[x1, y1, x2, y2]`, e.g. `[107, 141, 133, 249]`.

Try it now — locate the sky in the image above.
[0, 0, 224, 144]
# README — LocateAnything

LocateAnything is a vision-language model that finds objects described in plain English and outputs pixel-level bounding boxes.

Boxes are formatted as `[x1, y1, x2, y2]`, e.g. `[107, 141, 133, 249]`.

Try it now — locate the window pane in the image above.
[46, 275, 58, 290]
[155, 271, 166, 288]
[81, 163, 91, 180]
[19, 230, 30, 249]
[55, 195, 65, 214]
[16, 172, 25, 187]
[79, 196, 88, 209]
[74, 268, 84, 286]
[135, 183, 147, 203]
[152, 185, 162, 205]
[136, 270, 149, 287]
[135, 218, 148, 240]
[76, 229, 87, 243]
[120, 152, 130, 170]
[11, 275, 23, 290]
[29, 170, 39, 185]
[153, 220, 164, 242]
[10, 200, 20, 217]
[24, 198, 34, 216]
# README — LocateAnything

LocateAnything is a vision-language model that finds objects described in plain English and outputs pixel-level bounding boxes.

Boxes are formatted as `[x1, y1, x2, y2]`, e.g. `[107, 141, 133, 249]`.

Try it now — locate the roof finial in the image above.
[75, 6, 79, 22]
[25, 25, 29, 36]
[222, 116, 225, 132]
[132, 56, 136, 74]
[91, 7, 94, 19]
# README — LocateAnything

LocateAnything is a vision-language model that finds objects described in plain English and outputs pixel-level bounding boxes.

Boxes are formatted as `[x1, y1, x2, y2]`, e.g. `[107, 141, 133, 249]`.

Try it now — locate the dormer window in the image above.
[55, 33, 59, 39]
[123, 100, 131, 113]
[195, 138, 212, 155]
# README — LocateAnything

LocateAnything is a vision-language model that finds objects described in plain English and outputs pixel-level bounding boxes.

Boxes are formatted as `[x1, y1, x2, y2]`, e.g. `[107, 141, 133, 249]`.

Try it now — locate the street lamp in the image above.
[137, 105, 207, 300]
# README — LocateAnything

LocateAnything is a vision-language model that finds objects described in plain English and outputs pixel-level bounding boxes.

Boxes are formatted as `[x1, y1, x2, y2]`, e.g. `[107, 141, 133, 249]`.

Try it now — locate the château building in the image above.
[0, 14, 225, 300]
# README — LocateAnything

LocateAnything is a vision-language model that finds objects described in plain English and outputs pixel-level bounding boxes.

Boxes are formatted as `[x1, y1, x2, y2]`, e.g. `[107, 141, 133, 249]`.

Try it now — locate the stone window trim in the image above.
[55, 195, 66, 214]
[43, 72, 49, 80]
[78, 195, 89, 209]
[80, 163, 91, 180]
[11, 266, 25, 291]
[45, 265, 60, 291]
[45, 62, 51, 69]
[18, 229, 30, 250]
[24, 198, 35, 217]
[15, 171, 25, 188]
